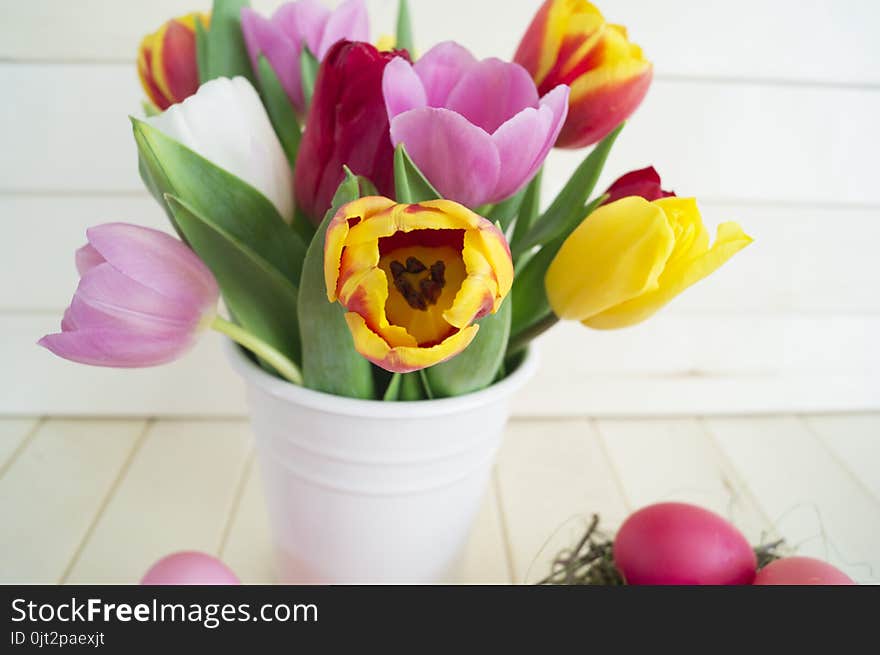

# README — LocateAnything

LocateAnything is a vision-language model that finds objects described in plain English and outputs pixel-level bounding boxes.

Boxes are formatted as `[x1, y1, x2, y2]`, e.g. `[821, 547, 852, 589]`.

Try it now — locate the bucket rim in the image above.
[224, 339, 538, 418]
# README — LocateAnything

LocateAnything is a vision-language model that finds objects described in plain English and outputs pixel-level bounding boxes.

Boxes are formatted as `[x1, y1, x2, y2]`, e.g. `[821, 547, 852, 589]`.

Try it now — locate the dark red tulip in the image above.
[294, 41, 409, 224]
[602, 166, 675, 205]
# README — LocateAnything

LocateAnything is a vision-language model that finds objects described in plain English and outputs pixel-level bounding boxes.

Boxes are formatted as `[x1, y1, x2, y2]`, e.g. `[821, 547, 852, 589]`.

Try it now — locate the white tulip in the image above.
[146, 76, 294, 222]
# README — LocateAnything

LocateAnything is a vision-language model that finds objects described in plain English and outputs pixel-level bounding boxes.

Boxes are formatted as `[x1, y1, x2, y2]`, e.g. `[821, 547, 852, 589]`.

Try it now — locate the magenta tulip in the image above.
[602, 166, 675, 205]
[38, 224, 219, 368]
[294, 40, 406, 224]
[382, 41, 570, 208]
[241, 0, 369, 114]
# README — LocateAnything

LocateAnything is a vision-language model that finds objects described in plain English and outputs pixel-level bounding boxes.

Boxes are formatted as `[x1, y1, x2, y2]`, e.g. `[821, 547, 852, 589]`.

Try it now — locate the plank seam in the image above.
[800, 415, 880, 507]
[491, 468, 518, 585]
[217, 449, 256, 560]
[0, 417, 44, 480]
[591, 418, 635, 513]
[58, 418, 153, 584]
[4, 189, 880, 212]
[3, 59, 877, 91]
[696, 417, 776, 535]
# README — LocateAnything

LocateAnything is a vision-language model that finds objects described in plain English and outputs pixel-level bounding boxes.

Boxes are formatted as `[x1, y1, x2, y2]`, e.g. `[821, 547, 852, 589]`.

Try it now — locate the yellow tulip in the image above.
[545, 196, 752, 329]
[325, 197, 514, 373]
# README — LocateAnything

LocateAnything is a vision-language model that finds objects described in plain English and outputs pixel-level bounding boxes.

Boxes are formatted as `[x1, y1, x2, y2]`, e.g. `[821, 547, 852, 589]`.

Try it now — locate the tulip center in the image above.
[379, 244, 466, 346]
[389, 257, 446, 311]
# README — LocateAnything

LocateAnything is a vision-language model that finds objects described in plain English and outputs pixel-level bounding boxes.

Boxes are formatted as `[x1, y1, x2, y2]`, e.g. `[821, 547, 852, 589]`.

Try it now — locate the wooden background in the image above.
[2, 0, 879, 416]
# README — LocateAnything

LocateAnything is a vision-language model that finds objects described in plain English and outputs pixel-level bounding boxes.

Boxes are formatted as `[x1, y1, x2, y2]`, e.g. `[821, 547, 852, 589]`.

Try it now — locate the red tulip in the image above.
[294, 41, 409, 224]
[602, 166, 675, 205]
[514, 0, 652, 149]
[138, 13, 209, 111]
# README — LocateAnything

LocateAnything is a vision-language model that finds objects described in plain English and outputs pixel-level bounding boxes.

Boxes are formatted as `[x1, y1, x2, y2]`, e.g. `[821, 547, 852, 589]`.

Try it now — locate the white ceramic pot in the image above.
[226, 341, 537, 584]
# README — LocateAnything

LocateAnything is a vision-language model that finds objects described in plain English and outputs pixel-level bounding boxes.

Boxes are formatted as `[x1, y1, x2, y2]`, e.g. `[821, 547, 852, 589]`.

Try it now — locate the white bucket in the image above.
[226, 342, 537, 584]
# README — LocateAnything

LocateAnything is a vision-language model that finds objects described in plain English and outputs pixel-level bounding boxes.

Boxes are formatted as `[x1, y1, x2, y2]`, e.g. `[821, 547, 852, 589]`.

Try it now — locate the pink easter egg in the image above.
[141, 551, 240, 585]
[753, 556, 855, 585]
[614, 502, 757, 585]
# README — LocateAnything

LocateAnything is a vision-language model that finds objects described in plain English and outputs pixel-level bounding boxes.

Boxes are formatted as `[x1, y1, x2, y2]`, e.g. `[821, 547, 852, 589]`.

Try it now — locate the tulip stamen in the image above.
[390, 257, 447, 311]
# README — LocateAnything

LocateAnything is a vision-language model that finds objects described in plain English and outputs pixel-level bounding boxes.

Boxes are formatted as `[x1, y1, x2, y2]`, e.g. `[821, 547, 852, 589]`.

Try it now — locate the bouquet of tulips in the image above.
[39, 0, 752, 401]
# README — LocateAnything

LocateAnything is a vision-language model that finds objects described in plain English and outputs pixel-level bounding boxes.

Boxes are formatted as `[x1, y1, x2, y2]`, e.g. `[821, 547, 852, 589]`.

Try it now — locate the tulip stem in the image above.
[507, 313, 559, 357]
[211, 316, 303, 386]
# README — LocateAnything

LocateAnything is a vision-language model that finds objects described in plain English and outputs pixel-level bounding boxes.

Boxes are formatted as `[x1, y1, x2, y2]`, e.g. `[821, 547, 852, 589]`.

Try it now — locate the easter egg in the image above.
[753, 556, 855, 585]
[141, 551, 241, 585]
[614, 502, 757, 585]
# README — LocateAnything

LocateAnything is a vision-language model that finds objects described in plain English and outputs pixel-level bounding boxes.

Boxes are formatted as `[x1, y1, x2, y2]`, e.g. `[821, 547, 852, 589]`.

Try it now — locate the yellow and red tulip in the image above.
[324, 197, 514, 373]
[138, 13, 210, 111]
[545, 196, 752, 328]
[514, 0, 652, 149]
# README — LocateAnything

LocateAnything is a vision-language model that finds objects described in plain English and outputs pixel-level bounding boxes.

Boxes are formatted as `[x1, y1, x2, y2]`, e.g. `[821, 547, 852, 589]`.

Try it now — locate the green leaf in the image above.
[396, 0, 415, 54]
[511, 167, 542, 248]
[131, 117, 305, 288]
[256, 55, 302, 170]
[487, 187, 527, 234]
[203, 0, 255, 83]
[394, 143, 440, 203]
[509, 193, 608, 347]
[424, 297, 512, 398]
[382, 373, 403, 401]
[298, 169, 376, 399]
[300, 47, 319, 109]
[400, 373, 425, 400]
[165, 195, 301, 368]
[512, 123, 623, 258]
[194, 17, 210, 83]
[141, 100, 161, 117]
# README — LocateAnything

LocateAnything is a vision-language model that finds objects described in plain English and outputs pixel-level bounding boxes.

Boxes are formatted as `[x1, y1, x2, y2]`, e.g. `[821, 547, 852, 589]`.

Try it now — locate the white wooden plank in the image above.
[495, 419, 629, 583]
[2, 1, 877, 86]
[2, 63, 878, 206]
[3, 313, 248, 416]
[65, 420, 252, 583]
[596, 418, 772, 544]
[4, 312, 878, 416]
[450, 480, 511, 583]
[805, 414, 880, 504]
[0, 418, 38, 471]
[708, 417, 880, 584]
[0, 419, 144, 584]
[219, 454, 275, 585]
[7, 194, 879, 316]
[2, 194, 169, 310]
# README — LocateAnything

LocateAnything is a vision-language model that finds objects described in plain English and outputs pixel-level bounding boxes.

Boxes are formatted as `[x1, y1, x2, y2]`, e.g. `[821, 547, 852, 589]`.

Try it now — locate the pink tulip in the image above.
[382, 41, 570, 208]
[241, 0, 369, 114]
[38, 224, 219, 368]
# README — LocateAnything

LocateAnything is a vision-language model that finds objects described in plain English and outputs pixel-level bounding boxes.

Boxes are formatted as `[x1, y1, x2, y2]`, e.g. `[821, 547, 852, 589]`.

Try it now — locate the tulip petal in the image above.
[445, 58, 540, 134]
[390, 107, 501, 208]
[383, 57, 428, 121]
[147, 77, 294, 222]
[138, 35, 170, 110]
[85, 224, 218, 308]
[157, 18, 201, 104]
[344, 312, 479, 374]
[241, 8, 304, 110]
[38, 327, 195, 368]
[490, 84, 569, 202]
[317, 0, 369, 58]
[586, 220, 753, 329]
[324, 196, 397, 301]
[75, 244, 105, 277]
[413, 41, 478, 107]
[272, 0, 329, 60]
[545, 197, 675, 321]
[604, 166, 675, 204]
[73, 263, 205, 330]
